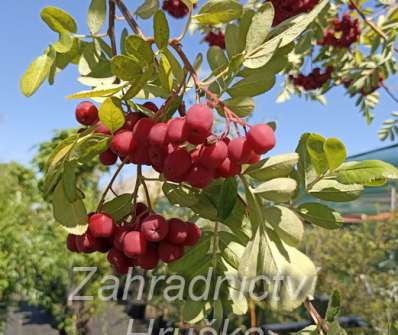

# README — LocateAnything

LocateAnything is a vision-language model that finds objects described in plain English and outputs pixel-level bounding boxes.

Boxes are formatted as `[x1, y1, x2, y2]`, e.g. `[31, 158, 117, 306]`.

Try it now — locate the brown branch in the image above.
[349, 0, 398, 53]
[382, 83, 398, 104]
[112, 0, 146, 40]
[97, 159, 127, 211]
[108, 0, 117, 57]
[304, 299, 330, 334]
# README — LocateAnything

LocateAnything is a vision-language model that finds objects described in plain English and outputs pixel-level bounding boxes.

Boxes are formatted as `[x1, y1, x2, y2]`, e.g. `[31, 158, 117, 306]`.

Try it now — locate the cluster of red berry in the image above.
[66, 204, 202, 274]
[75, 102, 276, 190]
[319, 13, 360, 48]
[204, 31, 225, 49]
[289, 66, 333, 91]
[162, 0, 192, 19]
[270, 0, 320, 26]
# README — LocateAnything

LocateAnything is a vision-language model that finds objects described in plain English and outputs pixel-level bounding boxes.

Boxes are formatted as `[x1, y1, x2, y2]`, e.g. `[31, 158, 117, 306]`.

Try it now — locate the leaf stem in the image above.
[348, 0, 398, 53]
[112, 0, 147, 40]
[304, 299, 330, 334]
[108, 0, 117, 57]
[97, 159, 127, 211]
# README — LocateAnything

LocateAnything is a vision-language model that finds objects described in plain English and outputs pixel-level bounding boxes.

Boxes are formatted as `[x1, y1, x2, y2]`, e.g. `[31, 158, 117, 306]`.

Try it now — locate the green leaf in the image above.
[98, 98, 125, 133]
[306, 134, 328, 175]
[296, 133, 318, 188]
[227, 72, 275, 97]
[111, 55, 142, 81]
[207, 46, 228, 77]
[217, 178, 238, 221]
[324, 138, 347, 171]
[245, 3, 274, 52]
[326, 290, 341, 322]
[254, 178, 297, 203]
[225, 24, 240, 59]
[245, 153, 299, 181]
[20, 47, 56, 97]
[62, 161, 78, 202]
[263, 206, 304, 247]
[182, 300, 206, 324]
[158, 53, 173, 93]
[194, 0, 243, 25]
[66, 82, 128, 99]
[298, 203, 343, 229]
[125, 35, 154, 65]
[74, 135, 111, 163]
[238, 227, 317, 311]
[335, 160, 398, 186]
[218, 97, 255, 118]
[52, 182, 87, 235]
[52, 32, 74, 53]
[40, 6, 77, 33]
[162, 49, 184, 83]
[135, 0, 160, 20]
[308, 180, 363, 202]
[88, 0, 106, 35]
[102, 194, 133, 222]
[154, 10, 169, 50]
[241, 176, 264, 233]
[243, 0, 328, 69]
[163, 183, 199, 207]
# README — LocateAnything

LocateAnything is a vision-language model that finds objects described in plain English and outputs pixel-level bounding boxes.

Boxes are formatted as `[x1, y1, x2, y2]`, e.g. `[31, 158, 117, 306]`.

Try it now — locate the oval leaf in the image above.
[40, 6, 77, 33]
[246, 3, 274, 52]
[298, 203, 343, 229]
[88, 0, 107, 35]
[154, 10, 169, 50]
[102, 194, 133, 222]
[98, 97, 125, 133]
[324, 138, 347, 171]
[194, 0, 243, 25]
[254, 178, 298, 203]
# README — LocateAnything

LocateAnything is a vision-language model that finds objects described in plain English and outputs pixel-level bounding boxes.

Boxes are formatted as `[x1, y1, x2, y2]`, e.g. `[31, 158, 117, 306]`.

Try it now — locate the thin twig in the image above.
[113, 0, 147, 40]
[97, 159, 127, 211]
[349, 0, 398, 53]
[382, 83, 398, 104]
[108, 0, 117, 57]
[304, 299, 330, 334]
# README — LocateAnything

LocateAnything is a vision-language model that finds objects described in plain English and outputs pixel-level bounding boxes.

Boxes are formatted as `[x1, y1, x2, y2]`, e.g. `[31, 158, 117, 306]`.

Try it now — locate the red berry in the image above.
[108, 248, 133, 275]
[186, 164, 214, 189]
[198, 140, 228, 168]
[228, 137, 253, 164]
[95, 238, 113, 253]
[129, 145, 151, 165]
[187, 129, 211, 145]
[247, 151, 261, 164]
[75, 101, 99, 126]
[75, 231, 97, 253]
[89, 213, 115, 238]
[166, 218, 188, 244]
[123, 112, 142, 130]
[158, 241, 184, 263]
[186, 104, 214, 134]
[143, 102, 159, 113]
[216, 158, 242, 178]
[163, 148, 192, 182]
[113, 225, 129, 251]
[184, 224, 202, 246]
[148, 145, 168, 172]
[111, 130, 135, 157]
[204, 31, 226, 49]
[95, 121, 112, 135]
[132, 118, 156, 146]
[100, 149, 118, 166]
[141, 215, 169, 242]
[162, 0, 190, 19]
[247, 124, 276, 155]
[167, 117, 188, 144]
[123, 231, 147, 257]
[134, 202, 149, 218]
[136, 243, 159, 270]
[66, 234, 79, 252]
[148, 122, 169, 146]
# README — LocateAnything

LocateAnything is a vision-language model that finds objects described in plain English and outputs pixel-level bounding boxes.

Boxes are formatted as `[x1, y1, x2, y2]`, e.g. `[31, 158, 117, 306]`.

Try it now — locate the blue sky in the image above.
[0, 1, 397, 166]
